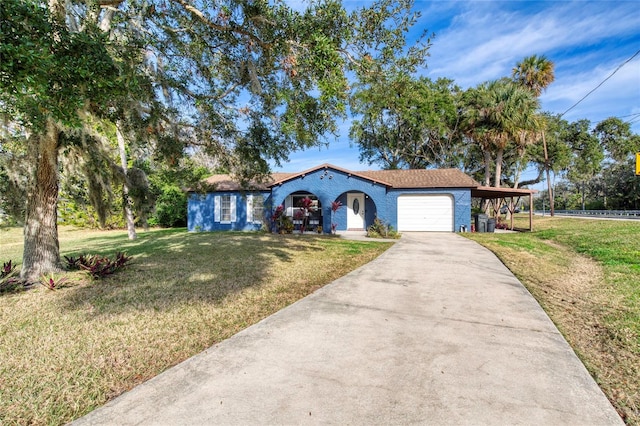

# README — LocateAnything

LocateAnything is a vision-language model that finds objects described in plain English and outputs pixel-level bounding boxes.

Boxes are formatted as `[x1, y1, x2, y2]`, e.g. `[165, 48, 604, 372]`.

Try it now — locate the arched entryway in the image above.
[334, 191, 378, 232]
[281, 191, 323, 232]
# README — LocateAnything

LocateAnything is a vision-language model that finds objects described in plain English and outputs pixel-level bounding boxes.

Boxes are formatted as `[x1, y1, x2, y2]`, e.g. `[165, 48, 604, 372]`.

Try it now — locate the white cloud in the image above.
[543, 56, 640, 128]
[274, 1, 640, 170]
[421, 0, 640, 132]
[425, 1, 639, 86]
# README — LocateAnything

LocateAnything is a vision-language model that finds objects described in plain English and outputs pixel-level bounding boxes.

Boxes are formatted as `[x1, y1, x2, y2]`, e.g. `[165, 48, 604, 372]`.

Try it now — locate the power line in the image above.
[593, 112, 640, 121]
[618, 112, 640, 119]
[582, 112, 640, 127]
[596, 112, 640, 125]
[620, 112, 640, 126]
[560, 49, 640, 117]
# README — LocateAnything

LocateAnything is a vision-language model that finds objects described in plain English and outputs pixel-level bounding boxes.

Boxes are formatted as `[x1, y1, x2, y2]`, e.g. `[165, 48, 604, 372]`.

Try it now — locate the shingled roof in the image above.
[199, 172, 294, 191]
[357, 168, 480, 189]
[198, 164, 479, 191]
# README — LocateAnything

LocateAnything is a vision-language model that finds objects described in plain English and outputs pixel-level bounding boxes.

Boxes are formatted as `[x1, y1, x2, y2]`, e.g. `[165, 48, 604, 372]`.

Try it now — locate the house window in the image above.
[252, 195, 264, 223]
[214, 194, 236, 223]
[220, 195, 231, 222]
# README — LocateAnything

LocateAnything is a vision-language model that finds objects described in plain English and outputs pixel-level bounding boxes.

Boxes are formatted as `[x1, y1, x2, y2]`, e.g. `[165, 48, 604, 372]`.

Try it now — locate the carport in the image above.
[471, 186, 536, 231]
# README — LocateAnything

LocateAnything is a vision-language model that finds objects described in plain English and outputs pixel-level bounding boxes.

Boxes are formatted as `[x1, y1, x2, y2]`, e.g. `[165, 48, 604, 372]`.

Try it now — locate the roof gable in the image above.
[269, 163, 393, 187]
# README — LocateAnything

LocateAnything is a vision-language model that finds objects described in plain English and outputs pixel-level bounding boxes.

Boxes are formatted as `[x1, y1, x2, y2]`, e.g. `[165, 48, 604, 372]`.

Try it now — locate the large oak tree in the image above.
[350, 76, 462, 170]
[1, 0, 133, 280]
[1, 0, 419, 281]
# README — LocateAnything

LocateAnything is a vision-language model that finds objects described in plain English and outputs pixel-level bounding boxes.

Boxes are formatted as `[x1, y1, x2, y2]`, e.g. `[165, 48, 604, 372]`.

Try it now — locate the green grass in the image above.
[467, 216, 640, 424]
[0, 227, 392, 425]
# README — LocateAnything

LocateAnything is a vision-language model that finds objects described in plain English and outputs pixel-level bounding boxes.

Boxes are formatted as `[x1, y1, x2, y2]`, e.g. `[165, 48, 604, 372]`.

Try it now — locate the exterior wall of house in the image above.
[187, 167, 473, 233]
[386, 188, 472, 232]
[187, 191, 270, 232]
[270, 167, 388, 233]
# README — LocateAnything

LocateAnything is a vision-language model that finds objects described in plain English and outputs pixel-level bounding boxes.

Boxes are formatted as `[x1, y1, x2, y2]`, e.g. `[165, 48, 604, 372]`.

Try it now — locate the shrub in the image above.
[1, 260, 22, 294]
[271, 204, 285, 233]
[39, 273, 68, 290]
[280, 215, 294, 234]
[65, 252, 133, 279]
[366, 217, 400, 239]
[64, 254, 89, 270]
[2, 260, 16, 277]
[495, 216, 509, 230]
[330, 200, 342, 234]
[152, 184, 187, 227]
[272, 205, 293, 234]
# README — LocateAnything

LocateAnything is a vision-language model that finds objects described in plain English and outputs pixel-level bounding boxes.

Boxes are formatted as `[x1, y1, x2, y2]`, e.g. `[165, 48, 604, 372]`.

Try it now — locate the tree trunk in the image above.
[483, 149, 492, 186]
[21, 119, 63, 282]
[494, 148, 504, 188]
[117, 122, 137, 240]
[513, 163, 521, 189]
[481, 149, 492, 213]
[542, 131, 554, 216]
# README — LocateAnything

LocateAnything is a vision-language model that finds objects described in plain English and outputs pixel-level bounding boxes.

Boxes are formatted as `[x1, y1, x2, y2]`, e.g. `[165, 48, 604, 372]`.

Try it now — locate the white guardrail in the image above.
[535, 210, 640, 219]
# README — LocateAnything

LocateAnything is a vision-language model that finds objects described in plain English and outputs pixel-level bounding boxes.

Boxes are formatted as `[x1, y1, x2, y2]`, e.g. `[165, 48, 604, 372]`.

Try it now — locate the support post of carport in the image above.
[471, 186, 537, 232]
[510, 196, 514, 230]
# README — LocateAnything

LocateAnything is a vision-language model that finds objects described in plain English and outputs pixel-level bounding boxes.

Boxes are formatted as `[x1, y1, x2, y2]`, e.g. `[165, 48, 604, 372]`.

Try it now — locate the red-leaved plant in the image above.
[297, 197, 314, 233]
[65, 252, 133, 279]
[271, 204, 285, 233]
[1, 260, 21, 294]
[331, 200, 342, 234]
[2, 260, 16, 277]
[40, 274, 68, 291]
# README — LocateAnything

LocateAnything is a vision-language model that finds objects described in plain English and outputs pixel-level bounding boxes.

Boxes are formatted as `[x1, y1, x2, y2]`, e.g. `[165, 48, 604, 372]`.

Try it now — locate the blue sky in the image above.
[272, 0, 640, 186]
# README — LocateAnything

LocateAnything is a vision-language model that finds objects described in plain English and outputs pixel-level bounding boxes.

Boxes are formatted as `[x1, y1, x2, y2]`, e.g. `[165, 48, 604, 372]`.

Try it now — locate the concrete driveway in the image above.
[73, 233, 622, 425]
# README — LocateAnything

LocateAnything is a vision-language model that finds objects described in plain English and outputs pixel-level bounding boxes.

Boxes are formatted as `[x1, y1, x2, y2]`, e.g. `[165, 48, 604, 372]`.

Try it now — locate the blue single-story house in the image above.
[188, 163, 485, 233]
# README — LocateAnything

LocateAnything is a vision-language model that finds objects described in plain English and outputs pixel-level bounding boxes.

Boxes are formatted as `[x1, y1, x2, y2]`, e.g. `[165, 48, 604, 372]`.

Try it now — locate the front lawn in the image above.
[467, 216, 640, 424]
[0, 227, 392, 425]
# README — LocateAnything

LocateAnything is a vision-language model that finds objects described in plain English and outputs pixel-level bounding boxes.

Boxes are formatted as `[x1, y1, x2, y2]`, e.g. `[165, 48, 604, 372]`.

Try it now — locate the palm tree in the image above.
[513, 55, 556, 213]
[461, 79, 539, 188]
[484, 79, 539, 188]
[461, 83, 494, 186]
[512, 55, 555, 97]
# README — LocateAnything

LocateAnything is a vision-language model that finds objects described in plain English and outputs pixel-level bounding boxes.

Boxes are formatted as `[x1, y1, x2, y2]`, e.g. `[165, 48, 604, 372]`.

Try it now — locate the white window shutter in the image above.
[214, 195, 220, 222]
[230, 195, 236, 222]
[247, 195, 254, 222]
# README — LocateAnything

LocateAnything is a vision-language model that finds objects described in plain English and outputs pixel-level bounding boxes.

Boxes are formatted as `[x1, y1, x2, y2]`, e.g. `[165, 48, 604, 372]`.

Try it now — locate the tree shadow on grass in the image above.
[58, 228, 187, 258]
[58, 231, 331, 316]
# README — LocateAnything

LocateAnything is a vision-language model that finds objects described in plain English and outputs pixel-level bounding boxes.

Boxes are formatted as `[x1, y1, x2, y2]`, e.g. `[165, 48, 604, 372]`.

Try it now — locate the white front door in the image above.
[347, 193, 365, 230]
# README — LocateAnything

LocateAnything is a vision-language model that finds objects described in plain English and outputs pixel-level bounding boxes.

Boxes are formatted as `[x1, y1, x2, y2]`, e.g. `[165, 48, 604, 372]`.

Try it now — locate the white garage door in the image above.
[397, 195, 454, 232]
